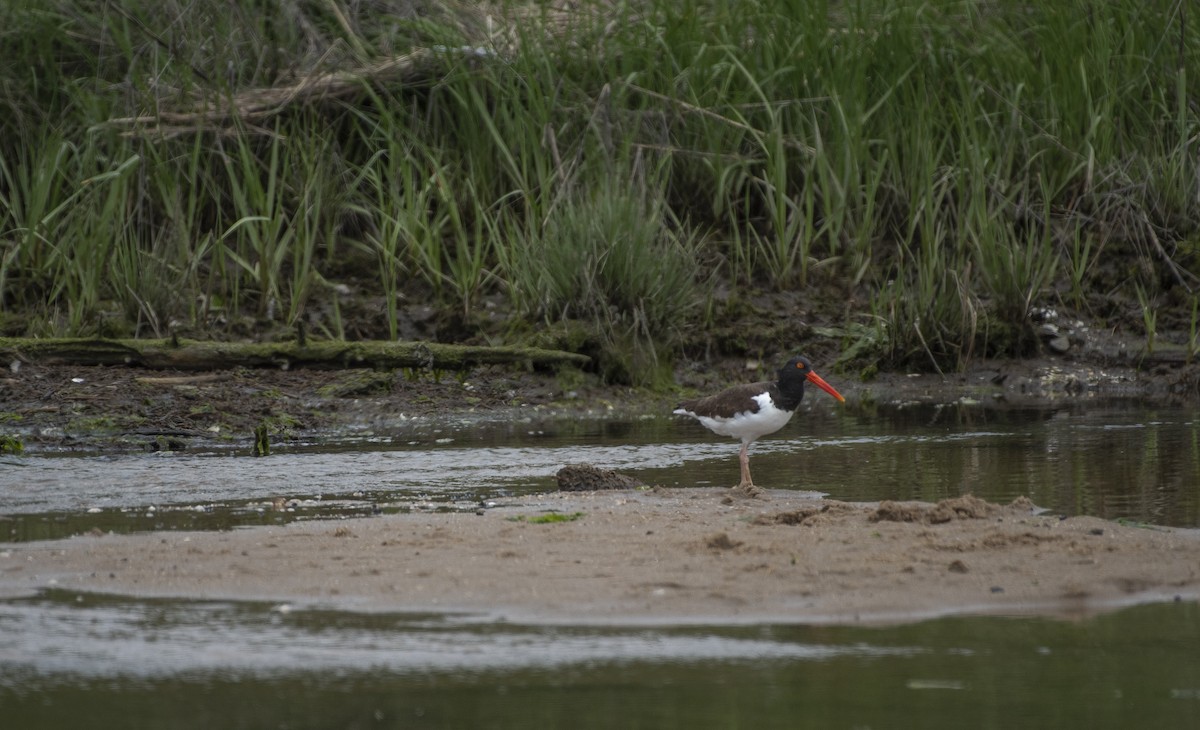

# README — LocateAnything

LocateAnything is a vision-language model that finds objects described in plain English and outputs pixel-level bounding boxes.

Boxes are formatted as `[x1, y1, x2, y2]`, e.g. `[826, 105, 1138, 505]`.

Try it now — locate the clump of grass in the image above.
[1135, 283, 1158, 356]
[499, 182, 702, 385]
[253, 423, 270, 457]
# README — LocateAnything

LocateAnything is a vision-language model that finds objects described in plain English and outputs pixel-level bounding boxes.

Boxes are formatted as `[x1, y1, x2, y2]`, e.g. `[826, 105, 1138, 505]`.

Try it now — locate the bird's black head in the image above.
[779, 355, 814, 381]
[779, 355, 845, 403]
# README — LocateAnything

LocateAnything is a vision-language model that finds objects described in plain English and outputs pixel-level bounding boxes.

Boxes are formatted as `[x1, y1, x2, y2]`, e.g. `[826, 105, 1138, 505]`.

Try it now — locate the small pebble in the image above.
[1048, 336, 1071, 353]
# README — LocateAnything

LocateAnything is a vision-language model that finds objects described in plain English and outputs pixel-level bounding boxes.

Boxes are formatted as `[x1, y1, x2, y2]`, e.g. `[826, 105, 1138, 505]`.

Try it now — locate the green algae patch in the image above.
[509, 512, 585, 525]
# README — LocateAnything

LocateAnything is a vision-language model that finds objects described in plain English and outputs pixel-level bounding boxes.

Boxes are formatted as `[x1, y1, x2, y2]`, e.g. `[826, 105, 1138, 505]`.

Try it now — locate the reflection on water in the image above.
[2, 401, 1198, 541]
[711, 402, 1200, 527]
[0, 590, 919, 678]
[1, 590, 1197, 729]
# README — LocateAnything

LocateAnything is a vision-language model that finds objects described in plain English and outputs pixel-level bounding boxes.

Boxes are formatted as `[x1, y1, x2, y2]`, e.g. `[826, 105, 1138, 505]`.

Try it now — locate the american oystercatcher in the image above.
[673, 356, 845, 492]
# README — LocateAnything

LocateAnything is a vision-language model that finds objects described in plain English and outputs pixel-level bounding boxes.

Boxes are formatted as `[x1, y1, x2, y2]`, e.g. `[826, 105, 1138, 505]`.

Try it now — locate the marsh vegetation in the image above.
[1, 0, 1197, 384]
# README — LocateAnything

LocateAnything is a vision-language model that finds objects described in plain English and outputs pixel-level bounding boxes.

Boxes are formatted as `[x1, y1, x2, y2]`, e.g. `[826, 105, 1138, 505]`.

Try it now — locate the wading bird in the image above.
[673, 356, 845, 492]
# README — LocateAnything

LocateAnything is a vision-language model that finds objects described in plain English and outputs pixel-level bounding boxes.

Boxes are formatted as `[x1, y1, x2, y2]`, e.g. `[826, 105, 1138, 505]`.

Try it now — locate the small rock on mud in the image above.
[704, 532, 743, 550]
[555, 463, 644, 492]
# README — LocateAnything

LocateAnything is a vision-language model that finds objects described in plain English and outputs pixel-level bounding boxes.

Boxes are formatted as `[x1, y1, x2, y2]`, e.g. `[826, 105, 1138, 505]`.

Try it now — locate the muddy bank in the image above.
[3, 490, 1197, 625]
[3, 352, 1197, 454]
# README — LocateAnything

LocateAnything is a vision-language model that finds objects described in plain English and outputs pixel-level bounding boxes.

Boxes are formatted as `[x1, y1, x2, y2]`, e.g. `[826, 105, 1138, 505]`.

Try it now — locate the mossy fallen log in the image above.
[0, 337, 589, 372]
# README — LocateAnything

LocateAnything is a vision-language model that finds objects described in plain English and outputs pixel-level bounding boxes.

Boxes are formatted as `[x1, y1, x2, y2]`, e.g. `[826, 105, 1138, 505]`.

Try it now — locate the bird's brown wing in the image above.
[676, 381, 777, 419]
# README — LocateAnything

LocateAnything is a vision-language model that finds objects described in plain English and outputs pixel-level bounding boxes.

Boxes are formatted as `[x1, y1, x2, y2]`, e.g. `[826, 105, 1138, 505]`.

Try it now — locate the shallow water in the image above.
[1, 590, 1197, 729]
[2, 400, 1199, 726]
[2, 400, 1198, 542]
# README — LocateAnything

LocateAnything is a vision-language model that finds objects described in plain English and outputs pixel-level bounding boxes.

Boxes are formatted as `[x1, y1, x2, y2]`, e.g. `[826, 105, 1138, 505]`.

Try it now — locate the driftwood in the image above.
[0, 337, 589, 372]
[108, 48, 441, 137]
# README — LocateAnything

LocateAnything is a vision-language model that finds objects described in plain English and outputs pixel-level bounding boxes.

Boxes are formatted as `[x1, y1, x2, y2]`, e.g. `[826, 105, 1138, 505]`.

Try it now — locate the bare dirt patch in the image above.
[869, 495, 1011, 524]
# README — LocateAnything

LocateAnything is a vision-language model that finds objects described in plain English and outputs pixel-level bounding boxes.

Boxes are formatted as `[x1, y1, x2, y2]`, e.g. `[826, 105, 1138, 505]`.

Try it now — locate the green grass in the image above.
[1, 0, 1197, 376]
[1190, 296, 1199, 363]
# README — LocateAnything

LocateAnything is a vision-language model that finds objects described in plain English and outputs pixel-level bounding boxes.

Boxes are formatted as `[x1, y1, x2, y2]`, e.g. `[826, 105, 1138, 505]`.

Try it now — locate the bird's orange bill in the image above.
[804, 369, 846, 402]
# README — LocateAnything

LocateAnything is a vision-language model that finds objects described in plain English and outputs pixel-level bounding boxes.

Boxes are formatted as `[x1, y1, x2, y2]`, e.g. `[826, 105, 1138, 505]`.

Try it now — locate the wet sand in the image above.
[2, 489, 1198, 625]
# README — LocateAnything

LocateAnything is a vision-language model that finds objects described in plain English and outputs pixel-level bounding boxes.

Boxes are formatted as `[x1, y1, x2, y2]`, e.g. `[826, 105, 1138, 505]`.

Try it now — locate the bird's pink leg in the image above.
[737, 441, 754, 489]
